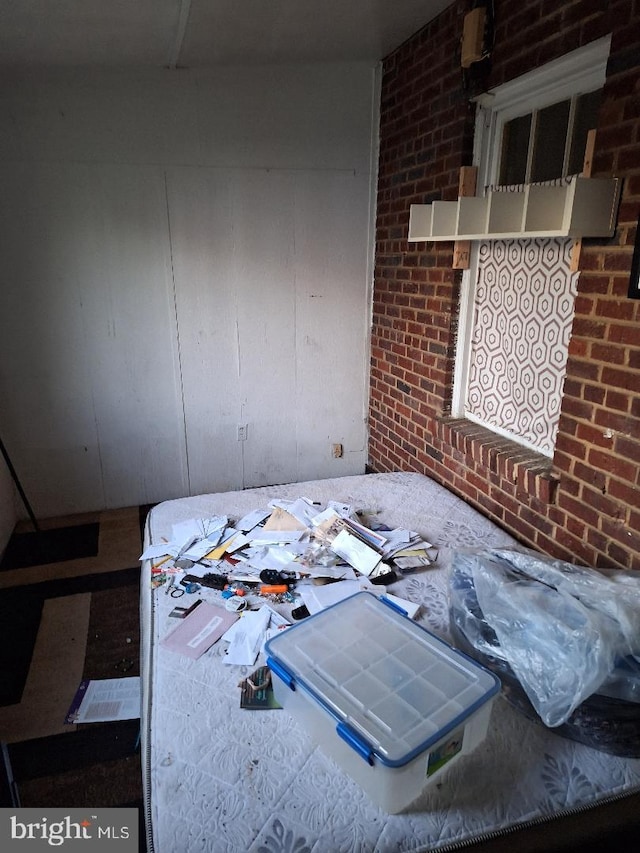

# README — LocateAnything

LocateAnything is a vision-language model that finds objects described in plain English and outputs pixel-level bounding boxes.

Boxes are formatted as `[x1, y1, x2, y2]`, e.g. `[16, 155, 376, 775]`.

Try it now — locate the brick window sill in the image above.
[437, 417, 560, 504]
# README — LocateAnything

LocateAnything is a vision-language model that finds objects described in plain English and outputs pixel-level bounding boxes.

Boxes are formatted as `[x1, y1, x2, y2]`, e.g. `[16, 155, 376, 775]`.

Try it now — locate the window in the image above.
[473, 36, 611, 194]
[499, 89, 602, 185]
[453, 37, 611, 457]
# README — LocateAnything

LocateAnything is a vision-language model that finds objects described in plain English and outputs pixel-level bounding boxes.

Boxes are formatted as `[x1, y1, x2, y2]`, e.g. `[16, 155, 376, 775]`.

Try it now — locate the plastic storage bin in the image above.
[265, 592, 500, 813]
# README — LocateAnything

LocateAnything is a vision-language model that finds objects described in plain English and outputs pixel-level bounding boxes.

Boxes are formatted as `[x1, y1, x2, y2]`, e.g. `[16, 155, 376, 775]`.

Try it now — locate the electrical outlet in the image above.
[237, 424, 248, 441]
[332, 443, 343, 458]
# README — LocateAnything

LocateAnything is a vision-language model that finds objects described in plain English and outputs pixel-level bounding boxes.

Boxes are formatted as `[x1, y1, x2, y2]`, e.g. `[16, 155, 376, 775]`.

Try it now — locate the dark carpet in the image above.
[0, 523, 100, 570]
[8, 720, 141, 781]
[0, 567, 141, 706]
[1, 507, 148, 836]
[0, 587, 44, 705]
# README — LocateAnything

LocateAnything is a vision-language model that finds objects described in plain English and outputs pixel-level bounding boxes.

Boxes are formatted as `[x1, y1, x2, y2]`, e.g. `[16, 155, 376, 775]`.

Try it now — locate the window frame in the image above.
[473, 36, 611, 194]
[451, 36, 611, 453]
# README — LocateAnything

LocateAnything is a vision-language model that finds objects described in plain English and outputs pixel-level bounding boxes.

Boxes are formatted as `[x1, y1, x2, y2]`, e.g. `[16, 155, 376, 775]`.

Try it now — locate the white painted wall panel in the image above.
[0, 163, 189, 516]
[75, 165, 189, 508]
[0, 65, 377, 517]
[166, 166, 370, 494]
[292, 170, 371, 480]
[231, 170, 299, 488]
[194, 65, 375, 173]
[0, 65, 374, 172]
[165, 167, 244, 496]
[0, 71, 202, 167]
[0, 163, 106, 515]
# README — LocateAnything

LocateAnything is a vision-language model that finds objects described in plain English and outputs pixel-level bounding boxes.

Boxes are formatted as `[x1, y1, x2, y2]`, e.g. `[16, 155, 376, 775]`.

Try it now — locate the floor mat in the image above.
[0, 523, 100, 570]
[0, 587, 45, 705]
[83, 581, 141, 681]
[1, 506, 145, 820]
[7, 720, 141, 780]
[0, 567, 140, 708]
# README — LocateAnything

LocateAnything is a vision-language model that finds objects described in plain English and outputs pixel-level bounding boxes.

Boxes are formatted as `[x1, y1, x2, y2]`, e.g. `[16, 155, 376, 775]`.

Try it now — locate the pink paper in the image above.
[161, 601, 239, 659]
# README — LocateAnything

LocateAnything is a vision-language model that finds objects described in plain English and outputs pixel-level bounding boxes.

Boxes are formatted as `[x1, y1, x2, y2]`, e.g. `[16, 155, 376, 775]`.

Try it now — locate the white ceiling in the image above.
[0, 0, 452, 69]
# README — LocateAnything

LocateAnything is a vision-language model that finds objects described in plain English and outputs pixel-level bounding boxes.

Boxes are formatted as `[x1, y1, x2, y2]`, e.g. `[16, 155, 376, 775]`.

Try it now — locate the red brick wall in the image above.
[368, 0, 640, 570]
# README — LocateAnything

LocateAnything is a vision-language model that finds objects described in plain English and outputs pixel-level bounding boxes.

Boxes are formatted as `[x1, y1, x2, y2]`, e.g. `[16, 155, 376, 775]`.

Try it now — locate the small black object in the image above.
[291, 604, 310, 621]
[170, 600, 202, 619]
[184, 572, 228, 590]
[370, 568, 398, 585]
[260, 569, 296, 587]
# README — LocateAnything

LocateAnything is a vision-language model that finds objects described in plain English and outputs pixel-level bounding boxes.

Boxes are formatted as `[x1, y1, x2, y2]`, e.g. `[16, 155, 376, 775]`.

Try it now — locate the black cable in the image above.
[0, 434, 40, 532]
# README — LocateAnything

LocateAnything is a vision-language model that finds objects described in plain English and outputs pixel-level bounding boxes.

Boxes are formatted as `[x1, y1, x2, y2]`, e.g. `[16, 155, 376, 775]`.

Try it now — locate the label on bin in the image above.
[426, 726, 464, 777]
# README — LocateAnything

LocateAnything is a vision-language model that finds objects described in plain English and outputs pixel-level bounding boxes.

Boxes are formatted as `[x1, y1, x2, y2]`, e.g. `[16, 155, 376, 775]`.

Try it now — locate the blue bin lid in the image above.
[265, 592, 500, 767]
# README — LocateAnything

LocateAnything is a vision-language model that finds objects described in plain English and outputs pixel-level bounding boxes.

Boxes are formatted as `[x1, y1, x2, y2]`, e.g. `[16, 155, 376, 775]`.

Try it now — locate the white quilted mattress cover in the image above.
[140, 472, 640, 852]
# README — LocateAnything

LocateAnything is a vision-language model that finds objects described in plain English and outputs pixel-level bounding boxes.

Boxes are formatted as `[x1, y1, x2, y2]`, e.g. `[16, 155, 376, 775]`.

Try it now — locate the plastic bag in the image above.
[450, 548, 640, 727]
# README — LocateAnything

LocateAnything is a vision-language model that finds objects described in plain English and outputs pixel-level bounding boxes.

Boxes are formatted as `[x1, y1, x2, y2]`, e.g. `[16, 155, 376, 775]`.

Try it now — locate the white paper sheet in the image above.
[221, 606, 290, 666]
[330, 528, 381, 576]
[65, 677, 141, 723]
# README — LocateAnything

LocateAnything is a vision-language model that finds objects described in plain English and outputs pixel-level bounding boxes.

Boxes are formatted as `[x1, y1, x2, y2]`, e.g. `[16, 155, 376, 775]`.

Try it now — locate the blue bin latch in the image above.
[266, 657, 295, 691]
[337, 722, 374, 765]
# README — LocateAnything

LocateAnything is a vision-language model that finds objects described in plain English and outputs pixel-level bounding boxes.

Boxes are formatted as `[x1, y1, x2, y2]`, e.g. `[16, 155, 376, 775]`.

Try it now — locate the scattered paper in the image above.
[65, 677, 141, 724]
[310, 507, 340, 528]
[327, 501, 353, 517]
[263, 506, 308, 532]
[181, 538, 222, 561]
[394, 554, 433, 571]
[222, 607, 271, 666]
[269, 498, 322, 528]
[139, 542, 171, 561]
[300, 579, 374, 614]
[248, 529, 305, 545]
[344, 518, 388, 550]
[382, 593, 421, 619]
[222, 606, 289, 666]
[147, 496, 435, 656]
[172, 515, 228, 544]
[236, 508, 271, 532]
[299, 581, 420, 619]
[206, 530, 249, 560]
[161, 601, 239, 659]
[330, 528, 381, 576]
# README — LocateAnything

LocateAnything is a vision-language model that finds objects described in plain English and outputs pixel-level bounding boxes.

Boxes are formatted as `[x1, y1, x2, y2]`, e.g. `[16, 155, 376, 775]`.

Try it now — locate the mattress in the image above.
[140, 472, 640, 852]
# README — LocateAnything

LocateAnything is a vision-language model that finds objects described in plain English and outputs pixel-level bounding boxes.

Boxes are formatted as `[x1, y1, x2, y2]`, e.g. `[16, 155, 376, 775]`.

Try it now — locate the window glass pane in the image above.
[568, 89, 602, 174]
[499, 113, 531, 185]
[531, 99, 570, 182]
